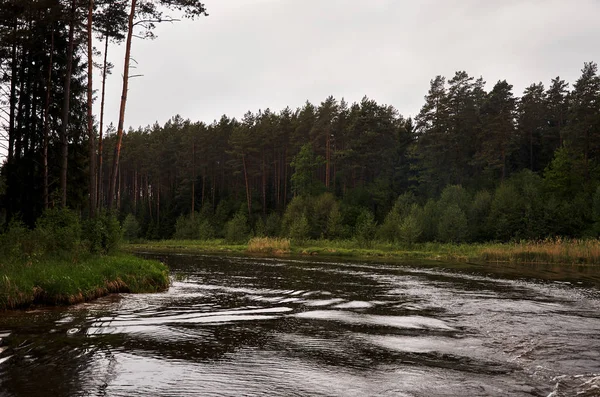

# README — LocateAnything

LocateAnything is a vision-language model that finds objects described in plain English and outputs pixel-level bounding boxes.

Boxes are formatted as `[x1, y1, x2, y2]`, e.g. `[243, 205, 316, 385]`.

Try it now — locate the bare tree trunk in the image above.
[97, 33, 109, 209]
[60, 0, 77, 208]
[108, 0, 137, 209]
[87, 0, 97, 217]
[43, 28, 54, 210]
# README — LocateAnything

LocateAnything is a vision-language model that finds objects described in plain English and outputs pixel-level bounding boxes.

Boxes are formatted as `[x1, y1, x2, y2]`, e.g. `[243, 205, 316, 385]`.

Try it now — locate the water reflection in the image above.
[1, 254, 600, 396]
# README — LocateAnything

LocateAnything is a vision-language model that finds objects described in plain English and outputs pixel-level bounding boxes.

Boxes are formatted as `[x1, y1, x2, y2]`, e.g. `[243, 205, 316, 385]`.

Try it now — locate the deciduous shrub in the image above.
[355, 209, 377, 248]
[224, 211, 250, 243]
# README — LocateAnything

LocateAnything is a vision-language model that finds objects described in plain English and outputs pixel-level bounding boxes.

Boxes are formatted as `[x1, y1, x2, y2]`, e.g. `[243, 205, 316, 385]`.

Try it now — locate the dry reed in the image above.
[247, 237, 291, 254]
[480, 238, 600, 265]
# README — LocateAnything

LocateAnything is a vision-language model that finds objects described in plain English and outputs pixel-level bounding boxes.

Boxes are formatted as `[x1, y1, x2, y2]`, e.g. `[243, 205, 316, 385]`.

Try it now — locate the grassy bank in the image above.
[0, 253, 169, 311]
[126, 237, 600, 265]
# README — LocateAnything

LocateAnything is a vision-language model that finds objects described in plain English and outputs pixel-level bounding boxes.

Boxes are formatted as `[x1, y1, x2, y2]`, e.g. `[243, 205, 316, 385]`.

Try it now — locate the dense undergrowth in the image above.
[0, 208, 169, 310]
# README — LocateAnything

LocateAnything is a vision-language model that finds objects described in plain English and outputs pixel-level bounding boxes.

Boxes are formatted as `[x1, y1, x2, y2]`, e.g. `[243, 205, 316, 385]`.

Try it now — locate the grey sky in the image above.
[100, 0, 600, 130]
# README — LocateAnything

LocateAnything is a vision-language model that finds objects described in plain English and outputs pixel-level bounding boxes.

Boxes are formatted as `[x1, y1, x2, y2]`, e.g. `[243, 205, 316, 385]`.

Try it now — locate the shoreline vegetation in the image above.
[0, 209, 169, 311]
[126, 237, 600, 266]
[0, 253, 169, 311]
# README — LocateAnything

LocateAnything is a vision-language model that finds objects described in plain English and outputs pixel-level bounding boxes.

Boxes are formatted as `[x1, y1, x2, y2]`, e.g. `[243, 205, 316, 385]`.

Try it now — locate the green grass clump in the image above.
[0, 253, 169, 310]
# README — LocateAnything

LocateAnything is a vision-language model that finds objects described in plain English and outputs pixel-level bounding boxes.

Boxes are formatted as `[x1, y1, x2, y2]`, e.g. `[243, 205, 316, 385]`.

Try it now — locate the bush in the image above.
[122, 214, 141, 242]
[0, 219, 44, 263]
[488, 183, 524, 241]
[378, 210, 402, 243]
[469, 190, 492, 241]
[419, 199, 439, 242]
[174, 214, 198, 239]
[326, 203, 344, 239]
[265, 212, 281, 237]
[198, 219, 215, 240]
[313, 193, 338, 238]
[281, 196, 311, 236]
[82, 213, 122, 255]
[36, 208, 81, 254]
[253, 216, 267, 237]
[399, 204, 422, 246]
[437, 204, 468, 243]
[354, 209, 377, 248]
[224, 211, 250, 243]
[289, 214, 310, 243]
[438, 185, 471, 213]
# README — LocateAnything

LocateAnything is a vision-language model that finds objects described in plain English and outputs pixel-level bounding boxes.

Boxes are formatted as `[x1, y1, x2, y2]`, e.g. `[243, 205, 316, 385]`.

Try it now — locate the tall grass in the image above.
[247, 237, 291, 254]
[0, 253, 169, 310]
[127, 237, 600, 265]
[480, 238, 600, 265]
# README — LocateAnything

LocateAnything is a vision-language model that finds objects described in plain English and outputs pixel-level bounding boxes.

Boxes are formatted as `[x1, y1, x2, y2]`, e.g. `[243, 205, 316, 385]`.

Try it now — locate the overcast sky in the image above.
[100, 0, 600, 130]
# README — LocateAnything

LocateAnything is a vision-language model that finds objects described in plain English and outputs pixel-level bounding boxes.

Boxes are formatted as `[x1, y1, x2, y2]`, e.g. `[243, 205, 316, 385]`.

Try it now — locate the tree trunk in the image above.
[108, 0, 137, 209]
[97, 33, 109, 209]
[242, 154, 251, 216]
[87, 0, 97, 217]
[43, 28, 54, 210]
[325, 133, 330, 188]
[7, 20, 17, 164]
[191, 142, 195, 218]
[262, 153, 266, 215]
[60, 0, 77, 208]
[133, 168, 138, 213]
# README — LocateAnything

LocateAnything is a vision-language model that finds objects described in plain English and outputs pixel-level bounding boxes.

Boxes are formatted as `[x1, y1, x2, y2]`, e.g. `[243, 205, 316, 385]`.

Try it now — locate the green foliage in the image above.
[437, 204, 469, 243]
[544, 147, 585, 199]
[36, 208, 81, 254]
[488, 183, 524, 241]
[122, 214, 141, 242]
[399, 204, 423, 246]
[82, 213, 122, 255]
[438, 185, 471, 213]
[378, 211, 402, 243]
[326, 202, 345, 239]
[265, 212, 281, 237]
[174, 214, 199, 239]
[354, 209, 377, 248]
[313, 193, 340, 238]
[469, 190, 492, 241]
[419, 199, 439, 242]
[253, 216, 267, 237]
[290, 144, 324, 197]
[224, 211, 250, 244]
[281, 196, 311, 236]
[289, 214, 310, 243]
[0, 219, 44, 263]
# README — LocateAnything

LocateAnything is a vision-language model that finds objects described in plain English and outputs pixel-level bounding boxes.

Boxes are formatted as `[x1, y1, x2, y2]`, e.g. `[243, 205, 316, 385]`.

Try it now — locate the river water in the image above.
[1, 254, 600, 396]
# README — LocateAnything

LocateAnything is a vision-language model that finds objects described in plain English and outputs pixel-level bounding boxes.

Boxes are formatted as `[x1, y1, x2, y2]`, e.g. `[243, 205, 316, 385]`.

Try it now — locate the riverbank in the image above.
[0, 253, 169, 311]
[126, 237, 600, 265]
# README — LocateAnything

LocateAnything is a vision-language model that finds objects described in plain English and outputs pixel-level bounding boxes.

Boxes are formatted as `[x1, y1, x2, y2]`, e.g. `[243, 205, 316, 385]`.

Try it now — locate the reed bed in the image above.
[480, 238, 600, 265]
[247, 237, 291, 254]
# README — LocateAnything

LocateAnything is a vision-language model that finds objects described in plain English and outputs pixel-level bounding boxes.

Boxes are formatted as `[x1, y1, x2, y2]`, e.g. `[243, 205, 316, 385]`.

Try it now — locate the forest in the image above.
[1, 2, 600, 247]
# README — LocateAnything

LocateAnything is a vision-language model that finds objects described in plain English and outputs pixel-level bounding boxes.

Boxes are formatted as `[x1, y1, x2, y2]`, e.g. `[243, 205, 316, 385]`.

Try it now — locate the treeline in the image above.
[0, 0, 207, 227]
[103, 63, 600, 242]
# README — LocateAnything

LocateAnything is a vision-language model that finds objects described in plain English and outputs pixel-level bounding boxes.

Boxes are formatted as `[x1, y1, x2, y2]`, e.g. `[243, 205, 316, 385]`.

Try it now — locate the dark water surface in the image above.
[1, 254, 600, 396]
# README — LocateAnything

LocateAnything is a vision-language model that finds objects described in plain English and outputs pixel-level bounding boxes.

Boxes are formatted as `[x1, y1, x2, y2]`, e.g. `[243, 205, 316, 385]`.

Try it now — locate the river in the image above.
[1, 254, 600, 396]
